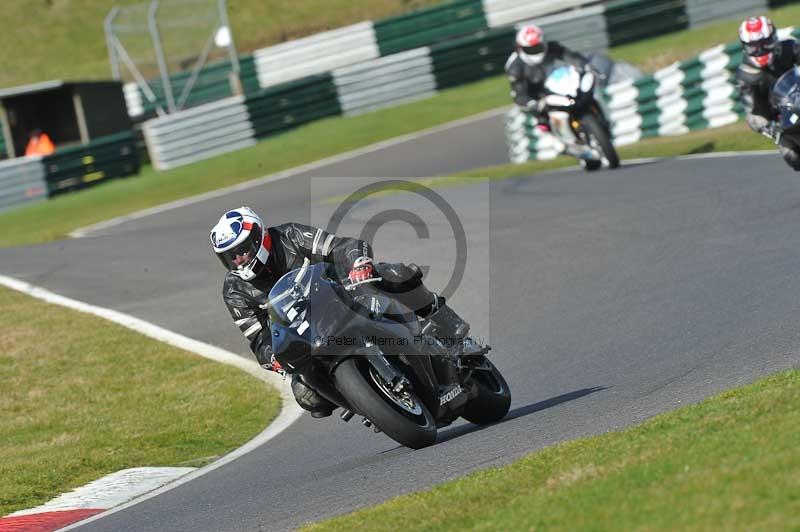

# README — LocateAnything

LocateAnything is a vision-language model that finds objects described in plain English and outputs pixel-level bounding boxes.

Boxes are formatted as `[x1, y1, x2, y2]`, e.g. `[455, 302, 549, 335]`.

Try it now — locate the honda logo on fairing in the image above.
[439, 385, 463, 406]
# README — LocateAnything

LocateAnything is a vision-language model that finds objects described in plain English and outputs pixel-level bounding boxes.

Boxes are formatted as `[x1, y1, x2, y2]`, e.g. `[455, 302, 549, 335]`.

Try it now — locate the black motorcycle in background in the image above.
[267, 260, 511, 449]
[771, 65, 800, 170]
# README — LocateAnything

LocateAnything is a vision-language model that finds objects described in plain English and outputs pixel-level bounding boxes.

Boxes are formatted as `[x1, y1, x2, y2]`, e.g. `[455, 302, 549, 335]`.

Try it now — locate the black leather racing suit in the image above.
[221, 223, 441, 412]
[505, 41, 589, 120]
[736, 40, 800, 169]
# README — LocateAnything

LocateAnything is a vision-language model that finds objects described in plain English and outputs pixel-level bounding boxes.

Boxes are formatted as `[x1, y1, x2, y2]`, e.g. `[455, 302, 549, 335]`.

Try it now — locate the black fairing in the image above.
[772, 66, 800, 139]
[268, 263, 424, 371]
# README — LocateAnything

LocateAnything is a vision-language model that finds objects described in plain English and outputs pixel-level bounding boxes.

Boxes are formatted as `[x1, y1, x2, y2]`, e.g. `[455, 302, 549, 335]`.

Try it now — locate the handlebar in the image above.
[344, 276, 383, 291]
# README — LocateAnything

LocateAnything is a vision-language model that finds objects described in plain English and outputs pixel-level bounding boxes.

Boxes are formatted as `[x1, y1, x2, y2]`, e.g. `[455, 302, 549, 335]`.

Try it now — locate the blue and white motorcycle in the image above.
[540, 65, 620, 171]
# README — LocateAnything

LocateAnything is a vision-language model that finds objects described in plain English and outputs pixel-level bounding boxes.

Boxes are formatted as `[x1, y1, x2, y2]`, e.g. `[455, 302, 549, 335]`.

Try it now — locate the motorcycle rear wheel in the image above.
[335, 357, 438, 449]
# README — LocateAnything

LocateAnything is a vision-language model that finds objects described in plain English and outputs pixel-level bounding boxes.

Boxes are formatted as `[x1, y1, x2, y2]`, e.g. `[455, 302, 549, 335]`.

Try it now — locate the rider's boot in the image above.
[291, 374, 335, 418]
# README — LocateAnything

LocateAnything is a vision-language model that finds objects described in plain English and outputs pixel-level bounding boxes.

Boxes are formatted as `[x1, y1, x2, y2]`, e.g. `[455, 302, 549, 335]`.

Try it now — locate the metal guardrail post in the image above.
[148, 0, 177, 113]
[218, 0, 240, 77]
[105, 7, 121, 80]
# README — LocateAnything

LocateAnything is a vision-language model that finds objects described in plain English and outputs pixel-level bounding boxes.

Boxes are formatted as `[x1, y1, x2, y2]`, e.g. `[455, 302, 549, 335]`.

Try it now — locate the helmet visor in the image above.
[216, 228, 262, 272]
[521, 42, 546, 56]
[744, 37, 777, 58]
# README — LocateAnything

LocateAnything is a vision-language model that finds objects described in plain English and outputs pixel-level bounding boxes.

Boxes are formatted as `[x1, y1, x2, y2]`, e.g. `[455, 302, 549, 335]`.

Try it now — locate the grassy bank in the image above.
[305, 369, 800, 531]
[0, 286, 280, 515]
[5, 2, 800, 87]
[0, 0, 439, 88]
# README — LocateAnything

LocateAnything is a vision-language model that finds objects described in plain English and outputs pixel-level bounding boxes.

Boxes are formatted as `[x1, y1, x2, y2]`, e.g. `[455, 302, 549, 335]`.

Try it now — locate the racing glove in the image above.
[267, 354, 285, 375]
[348, 256, 375, 283]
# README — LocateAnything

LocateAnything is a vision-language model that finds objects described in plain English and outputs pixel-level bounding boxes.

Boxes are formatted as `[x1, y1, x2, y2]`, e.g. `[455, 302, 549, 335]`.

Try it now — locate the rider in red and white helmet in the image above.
[505, 25, 589, 128]
[737, 15, 800, 168]
[739, 15, 780, 68]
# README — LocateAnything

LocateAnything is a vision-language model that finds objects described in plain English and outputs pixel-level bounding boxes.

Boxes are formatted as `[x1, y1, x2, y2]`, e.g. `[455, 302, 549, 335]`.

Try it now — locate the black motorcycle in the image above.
[771, 65, 800, 170]
[267, 260, 511, 449]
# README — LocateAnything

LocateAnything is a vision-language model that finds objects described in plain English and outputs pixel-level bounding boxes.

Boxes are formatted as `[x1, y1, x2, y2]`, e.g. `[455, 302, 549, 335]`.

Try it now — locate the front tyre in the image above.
[461, 359, 511, 425]
[334, 357, 437, 449]
[582, 114, 620, 170]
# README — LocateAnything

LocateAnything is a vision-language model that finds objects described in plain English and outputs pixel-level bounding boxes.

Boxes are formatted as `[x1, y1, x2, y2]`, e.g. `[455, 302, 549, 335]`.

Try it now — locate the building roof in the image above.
[0, 80, 122, 100]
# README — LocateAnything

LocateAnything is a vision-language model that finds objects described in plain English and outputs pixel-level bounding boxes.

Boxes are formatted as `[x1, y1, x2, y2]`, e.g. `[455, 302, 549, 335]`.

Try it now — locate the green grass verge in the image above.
[0, 286, 280, 516]
[319, 122, 775, 204]
[0, 0, 440, 88]
[305, 369, 800, 531]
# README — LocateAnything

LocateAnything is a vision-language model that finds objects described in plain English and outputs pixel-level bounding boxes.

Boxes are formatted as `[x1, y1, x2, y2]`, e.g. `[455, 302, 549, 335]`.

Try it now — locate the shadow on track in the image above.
[436, 386, 608, 443]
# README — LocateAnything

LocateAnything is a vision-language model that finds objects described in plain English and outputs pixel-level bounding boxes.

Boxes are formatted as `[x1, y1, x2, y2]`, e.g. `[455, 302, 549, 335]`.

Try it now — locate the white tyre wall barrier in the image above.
[254, 22, 379, 90]
[143, 96, 255, 171]
[333, 48, 436, 115]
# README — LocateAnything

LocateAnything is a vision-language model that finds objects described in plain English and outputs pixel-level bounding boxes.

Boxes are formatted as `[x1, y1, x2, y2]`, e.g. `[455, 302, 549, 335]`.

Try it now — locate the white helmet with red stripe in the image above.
[739, 16, 779, 68]
[516, 25, 547, 66]
[210, 206, 271, 281]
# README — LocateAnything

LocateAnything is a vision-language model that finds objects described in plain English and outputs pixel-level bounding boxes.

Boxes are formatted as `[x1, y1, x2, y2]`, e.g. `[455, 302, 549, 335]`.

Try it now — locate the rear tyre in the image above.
[582, 114, 620, 170]
[461, 359, 511, 425]
[334, 357, 437, 449]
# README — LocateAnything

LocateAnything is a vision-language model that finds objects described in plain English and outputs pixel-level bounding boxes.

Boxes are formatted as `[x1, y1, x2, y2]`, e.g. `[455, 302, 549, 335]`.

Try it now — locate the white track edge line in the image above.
[0, 274, 303, 530]
[69, 106, 512, 238]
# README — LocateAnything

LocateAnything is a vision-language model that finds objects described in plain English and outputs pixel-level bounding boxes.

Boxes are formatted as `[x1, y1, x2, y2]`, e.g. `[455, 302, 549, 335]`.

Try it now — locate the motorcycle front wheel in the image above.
[334, 357, 438, 449]
[461, 358, 511, 425]
[582, 114, 620, 170]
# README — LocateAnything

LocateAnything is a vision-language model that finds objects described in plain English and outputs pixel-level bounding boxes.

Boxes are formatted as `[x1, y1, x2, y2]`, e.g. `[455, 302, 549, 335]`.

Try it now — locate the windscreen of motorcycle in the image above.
[544, 65, 581, 97]
[772, 66, 800, 127]
[267, 265, 314, 329]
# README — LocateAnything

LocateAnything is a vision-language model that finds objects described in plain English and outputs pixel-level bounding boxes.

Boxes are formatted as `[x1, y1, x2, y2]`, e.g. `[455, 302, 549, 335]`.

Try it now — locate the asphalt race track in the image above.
[3, 113, 800, 531]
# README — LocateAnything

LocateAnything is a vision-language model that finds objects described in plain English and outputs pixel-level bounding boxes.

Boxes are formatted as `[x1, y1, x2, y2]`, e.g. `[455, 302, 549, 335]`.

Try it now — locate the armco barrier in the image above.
[504, 28, 799, 163]
[374, 0, 486, 56]
[482, 0, 594, 29]
[253, 22, 379, 90]
[43, 131, 140, 195]
[122, 54, 262, 120]
[246, 74, 342, 138]
[605, 0, 688, 47]
[687, 0, 768, 28]
[0, 156, 47, 211]
[143, 96, 254, 171]
[530, 5, 609, 54]
[430, 28, 514, 89]
[333, 48, 437, 115]
[122, 0, 800, 119]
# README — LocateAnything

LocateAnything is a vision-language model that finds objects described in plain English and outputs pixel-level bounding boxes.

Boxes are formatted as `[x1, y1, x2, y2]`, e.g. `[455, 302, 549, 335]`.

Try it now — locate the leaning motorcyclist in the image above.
[736, 15, 800, 169]
[210, 207, 470, 418]
[504, 24, 590, 130]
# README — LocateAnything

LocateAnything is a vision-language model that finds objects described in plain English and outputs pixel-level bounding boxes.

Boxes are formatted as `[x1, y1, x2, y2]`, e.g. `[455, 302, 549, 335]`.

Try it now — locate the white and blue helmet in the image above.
[210, 207, 271, 281]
